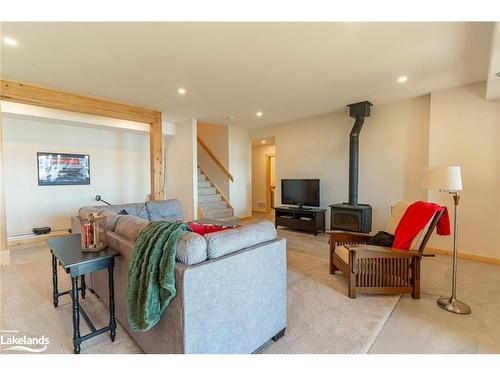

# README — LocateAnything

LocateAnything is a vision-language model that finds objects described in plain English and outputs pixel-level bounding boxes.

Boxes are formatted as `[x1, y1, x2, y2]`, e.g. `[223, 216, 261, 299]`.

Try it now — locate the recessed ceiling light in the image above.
[261, 140, 266, 144]
[256, 111, 263, 117]
[397, 76, 408, 83]
[225, 115, 235, 120]
[178, 88, 186, 95]
[3, 37, 17, 46]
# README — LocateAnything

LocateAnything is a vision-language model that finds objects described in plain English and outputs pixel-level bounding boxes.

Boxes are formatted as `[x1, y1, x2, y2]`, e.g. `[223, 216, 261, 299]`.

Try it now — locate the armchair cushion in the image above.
[385, 201, 411, 235]
[335, 245, 350, 263]
[384, 201, 435, 251]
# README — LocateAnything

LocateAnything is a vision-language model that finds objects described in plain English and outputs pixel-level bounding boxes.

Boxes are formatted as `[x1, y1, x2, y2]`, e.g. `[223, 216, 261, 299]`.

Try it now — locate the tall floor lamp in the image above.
[422, 166, 471, 315]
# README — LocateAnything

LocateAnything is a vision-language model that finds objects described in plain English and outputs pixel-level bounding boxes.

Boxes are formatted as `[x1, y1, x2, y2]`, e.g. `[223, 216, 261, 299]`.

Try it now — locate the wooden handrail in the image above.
[197, 137, 234, 182]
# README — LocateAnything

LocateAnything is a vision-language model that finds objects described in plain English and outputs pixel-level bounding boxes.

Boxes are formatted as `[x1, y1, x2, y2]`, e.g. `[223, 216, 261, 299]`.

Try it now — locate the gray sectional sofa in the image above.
[72, 199, 287, 354]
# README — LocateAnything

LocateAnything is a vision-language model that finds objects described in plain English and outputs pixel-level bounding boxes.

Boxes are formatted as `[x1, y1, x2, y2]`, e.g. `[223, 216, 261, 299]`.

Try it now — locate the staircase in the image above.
[197, 167, 239, 225]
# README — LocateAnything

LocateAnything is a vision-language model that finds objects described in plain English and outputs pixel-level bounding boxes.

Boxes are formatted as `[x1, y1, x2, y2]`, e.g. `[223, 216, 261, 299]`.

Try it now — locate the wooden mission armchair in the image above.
[329, 201, 444, 299]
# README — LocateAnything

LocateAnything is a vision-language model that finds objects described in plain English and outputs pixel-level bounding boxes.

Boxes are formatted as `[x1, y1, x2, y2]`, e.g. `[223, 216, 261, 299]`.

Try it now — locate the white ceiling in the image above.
[0, 22, 494, 129]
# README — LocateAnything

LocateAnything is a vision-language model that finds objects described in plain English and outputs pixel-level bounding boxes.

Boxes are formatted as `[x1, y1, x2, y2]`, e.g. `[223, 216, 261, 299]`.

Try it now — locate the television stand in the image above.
[293, 205, 312, 210]
[275, 206, 326, 236]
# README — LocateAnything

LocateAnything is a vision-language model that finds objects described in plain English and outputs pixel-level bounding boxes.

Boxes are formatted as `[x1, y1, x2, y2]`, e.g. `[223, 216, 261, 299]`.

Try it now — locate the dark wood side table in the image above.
[47, 235, 120, 354]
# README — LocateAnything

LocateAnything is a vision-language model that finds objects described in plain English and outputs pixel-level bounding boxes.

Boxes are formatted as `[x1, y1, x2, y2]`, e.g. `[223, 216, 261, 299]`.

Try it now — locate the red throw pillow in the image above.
[188, 222, 238, 235]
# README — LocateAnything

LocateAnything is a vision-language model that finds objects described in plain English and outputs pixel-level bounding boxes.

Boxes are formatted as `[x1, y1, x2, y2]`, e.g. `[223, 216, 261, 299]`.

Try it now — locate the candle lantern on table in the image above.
[81, 212, 108, 252]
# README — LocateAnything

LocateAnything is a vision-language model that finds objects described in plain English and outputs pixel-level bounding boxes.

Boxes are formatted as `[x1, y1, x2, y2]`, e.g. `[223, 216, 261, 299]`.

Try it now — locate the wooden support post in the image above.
[150, 115, 165, 201]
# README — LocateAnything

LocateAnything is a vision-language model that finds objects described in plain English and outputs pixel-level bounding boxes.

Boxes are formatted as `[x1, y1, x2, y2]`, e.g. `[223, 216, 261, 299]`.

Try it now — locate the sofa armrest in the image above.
[181, 238, 287, 353]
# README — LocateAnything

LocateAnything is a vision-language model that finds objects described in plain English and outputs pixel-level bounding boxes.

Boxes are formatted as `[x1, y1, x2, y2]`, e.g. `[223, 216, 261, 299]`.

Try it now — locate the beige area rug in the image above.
[1, 250, 399, 354]
[261, 251, 400, 353]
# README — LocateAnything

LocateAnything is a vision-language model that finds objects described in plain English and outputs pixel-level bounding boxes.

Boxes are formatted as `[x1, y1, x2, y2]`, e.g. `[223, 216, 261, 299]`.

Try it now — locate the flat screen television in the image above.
[281, 179, 320, 209]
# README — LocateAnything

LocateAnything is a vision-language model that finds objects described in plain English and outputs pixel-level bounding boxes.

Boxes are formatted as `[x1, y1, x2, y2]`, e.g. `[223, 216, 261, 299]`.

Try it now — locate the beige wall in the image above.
[251, 95, 431, 232]
[197, 122, 230, 197]
[228, 126, 252, 218]
[165, 119, 198, 221]
[0, 113, 8, 265]
[2, 115, 151, 235]
[427, 82, 500, 258]
[252, 143, 276, 211]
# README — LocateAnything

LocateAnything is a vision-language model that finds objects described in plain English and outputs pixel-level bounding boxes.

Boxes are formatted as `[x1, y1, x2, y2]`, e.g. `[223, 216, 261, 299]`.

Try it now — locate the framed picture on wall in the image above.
[37, 152, 90, 186]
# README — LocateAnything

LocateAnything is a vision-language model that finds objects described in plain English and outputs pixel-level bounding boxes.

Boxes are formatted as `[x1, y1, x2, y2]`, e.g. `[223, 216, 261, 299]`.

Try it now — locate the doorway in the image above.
[265, 154, 276, 213]
[251, 137, 275, 215]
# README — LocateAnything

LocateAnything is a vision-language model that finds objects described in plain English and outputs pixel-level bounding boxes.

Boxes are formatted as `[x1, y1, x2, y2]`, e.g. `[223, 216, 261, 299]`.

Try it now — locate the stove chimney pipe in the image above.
[347, 101, 373, 206]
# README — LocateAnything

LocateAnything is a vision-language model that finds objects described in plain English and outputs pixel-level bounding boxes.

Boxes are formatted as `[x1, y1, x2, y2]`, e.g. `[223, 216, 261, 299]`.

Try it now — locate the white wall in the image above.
[165, 119, 198, 221]
[251, 96, 431, 231]
[228, 126, 252, 218]
[427, 82, 500, 258]
[2, 115, 150, 235]
[197, 122, 230, 197]
[252, 143, 276, 211]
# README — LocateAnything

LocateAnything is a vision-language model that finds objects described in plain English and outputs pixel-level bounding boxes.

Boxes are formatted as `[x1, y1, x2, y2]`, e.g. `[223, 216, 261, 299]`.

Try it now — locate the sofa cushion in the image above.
[122, 203, 149, 220]
[115, 215, 149, 242]
[99, 210, 121, 232]
[176, 232, 208, 265]
[188, 222, 237, 235]
[146, 199, 184, 222]
[205, 220, 277, 260]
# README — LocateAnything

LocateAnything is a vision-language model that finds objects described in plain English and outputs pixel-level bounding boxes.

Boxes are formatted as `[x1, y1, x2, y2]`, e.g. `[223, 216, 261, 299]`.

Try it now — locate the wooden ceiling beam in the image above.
[0, 79, 160, 124]
[0, 79, 165, 202]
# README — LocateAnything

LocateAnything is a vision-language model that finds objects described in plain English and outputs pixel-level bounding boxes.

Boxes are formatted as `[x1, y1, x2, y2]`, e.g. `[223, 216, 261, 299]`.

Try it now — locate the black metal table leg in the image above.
[108, 264, 116, 342]
[51, 253, 59, 308]
[71, 276, 81, 354]
[80, 275, 86, 299]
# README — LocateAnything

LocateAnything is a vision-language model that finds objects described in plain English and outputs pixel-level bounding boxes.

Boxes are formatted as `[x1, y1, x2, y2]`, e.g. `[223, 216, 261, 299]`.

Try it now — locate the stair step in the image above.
[198, 174, 206, 181]
[198, 180, 211, 188]
[198, 216, 240, 227]
[203, 207, 233, 215]
[202, 208, 234, 219]
[198, 194, 222, 203]
[198, 187, 216, 195]
[199, 200, 228, 210]
[203, 212, 236, 220]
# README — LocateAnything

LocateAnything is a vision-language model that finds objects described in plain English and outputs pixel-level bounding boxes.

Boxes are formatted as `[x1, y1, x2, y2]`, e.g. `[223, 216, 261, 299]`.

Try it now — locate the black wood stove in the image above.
[330, 101, 373, 233]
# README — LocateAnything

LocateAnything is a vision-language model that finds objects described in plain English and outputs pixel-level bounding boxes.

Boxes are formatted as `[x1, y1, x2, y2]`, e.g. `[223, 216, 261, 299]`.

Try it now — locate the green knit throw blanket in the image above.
[127, 221, 190, 331]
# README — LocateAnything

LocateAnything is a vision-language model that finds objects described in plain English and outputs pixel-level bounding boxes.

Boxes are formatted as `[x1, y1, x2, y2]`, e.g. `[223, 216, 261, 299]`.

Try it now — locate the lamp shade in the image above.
[422, 166, 462, 191]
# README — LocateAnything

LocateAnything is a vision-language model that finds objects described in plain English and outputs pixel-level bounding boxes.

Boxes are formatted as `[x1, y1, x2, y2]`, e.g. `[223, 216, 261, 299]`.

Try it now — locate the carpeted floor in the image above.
[260, 251, 399, 353]
[0, 247, 399, 354]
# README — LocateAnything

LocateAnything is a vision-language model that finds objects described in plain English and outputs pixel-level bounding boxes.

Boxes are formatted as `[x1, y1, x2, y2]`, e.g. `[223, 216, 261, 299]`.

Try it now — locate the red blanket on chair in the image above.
[393, 201, 450, 250]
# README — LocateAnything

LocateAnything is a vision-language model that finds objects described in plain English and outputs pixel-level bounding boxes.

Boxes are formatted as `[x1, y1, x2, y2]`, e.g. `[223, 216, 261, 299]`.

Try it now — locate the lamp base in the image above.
[437, 297, 471, 315]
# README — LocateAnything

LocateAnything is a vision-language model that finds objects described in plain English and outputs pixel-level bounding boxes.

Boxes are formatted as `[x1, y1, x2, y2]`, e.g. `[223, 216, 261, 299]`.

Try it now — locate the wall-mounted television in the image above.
[281, 179, 320, 209]
[37, 152, 90, 186]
